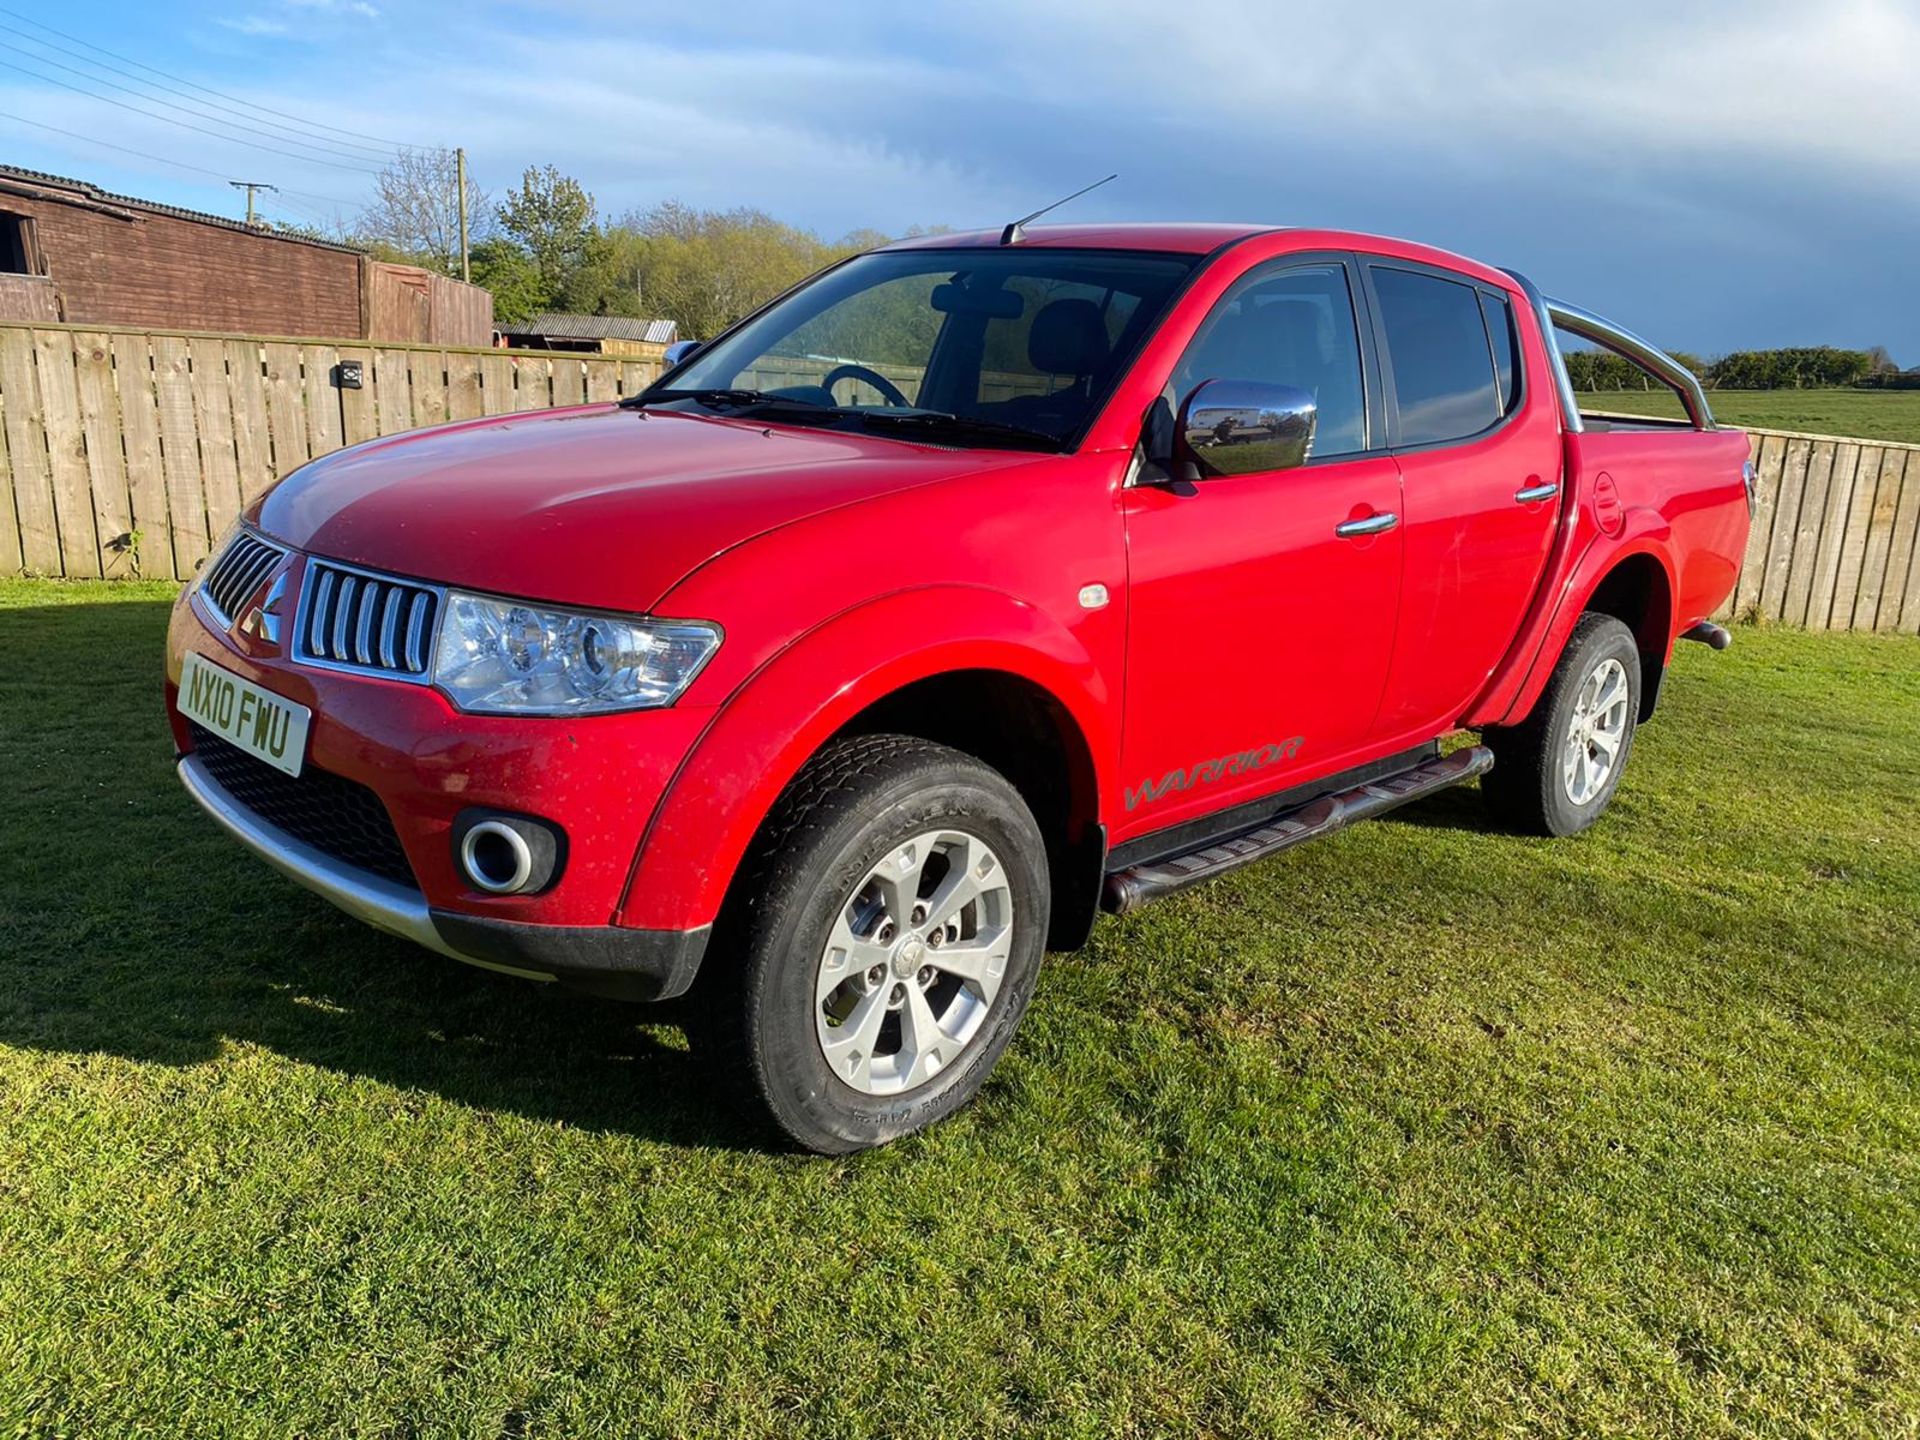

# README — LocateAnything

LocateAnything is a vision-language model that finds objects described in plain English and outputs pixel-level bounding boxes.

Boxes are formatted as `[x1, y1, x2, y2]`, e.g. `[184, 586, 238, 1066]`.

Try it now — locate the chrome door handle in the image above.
[1514, 481, 1560, 504]
[1334, 511, 1399, 538]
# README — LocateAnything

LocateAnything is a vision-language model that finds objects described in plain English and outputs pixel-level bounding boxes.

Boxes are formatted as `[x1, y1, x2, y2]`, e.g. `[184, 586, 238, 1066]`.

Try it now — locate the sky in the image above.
[3, 0, 1917, 360]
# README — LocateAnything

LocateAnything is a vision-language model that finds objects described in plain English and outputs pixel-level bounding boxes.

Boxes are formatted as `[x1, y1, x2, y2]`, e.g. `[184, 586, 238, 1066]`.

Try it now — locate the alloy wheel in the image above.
[1562, 656, 1631, 806]
[814, 829, 1014, 1096]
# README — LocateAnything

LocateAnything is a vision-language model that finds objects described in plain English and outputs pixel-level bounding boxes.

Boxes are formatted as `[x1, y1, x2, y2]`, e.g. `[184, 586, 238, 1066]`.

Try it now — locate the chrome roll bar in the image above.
[1502, 269, 1717, 433]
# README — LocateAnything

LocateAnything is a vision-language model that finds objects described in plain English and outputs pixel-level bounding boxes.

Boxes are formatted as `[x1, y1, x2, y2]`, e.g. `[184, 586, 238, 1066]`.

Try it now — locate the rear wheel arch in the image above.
[1580, 551, 1674, 721]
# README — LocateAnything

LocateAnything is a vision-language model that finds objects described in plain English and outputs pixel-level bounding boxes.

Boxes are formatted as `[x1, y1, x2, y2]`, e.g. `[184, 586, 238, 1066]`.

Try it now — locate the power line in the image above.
[264, 194, 354, 233]
[0, 42, 400, 168]
[0, 58, 385, 173]
[0, 107, 365, 207]
[0, 25, 402, 161]
[0, 4, 434, 151]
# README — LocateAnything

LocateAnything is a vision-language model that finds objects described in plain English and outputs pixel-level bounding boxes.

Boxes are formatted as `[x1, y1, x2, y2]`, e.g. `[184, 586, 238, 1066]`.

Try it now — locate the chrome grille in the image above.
[199, 531, 287, 626]
[295, 558, 441, 680]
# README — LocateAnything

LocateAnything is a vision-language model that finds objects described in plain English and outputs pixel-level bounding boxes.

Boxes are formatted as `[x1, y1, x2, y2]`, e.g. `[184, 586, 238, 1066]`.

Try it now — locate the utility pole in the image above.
[229, 179, 277, 227]
[455, 147, 470, 283]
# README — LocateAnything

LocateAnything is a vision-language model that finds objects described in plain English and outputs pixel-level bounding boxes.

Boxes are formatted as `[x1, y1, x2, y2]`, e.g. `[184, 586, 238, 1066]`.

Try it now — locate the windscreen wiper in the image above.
[621, 388, 827, 412]
[852, 409, 1062, 450]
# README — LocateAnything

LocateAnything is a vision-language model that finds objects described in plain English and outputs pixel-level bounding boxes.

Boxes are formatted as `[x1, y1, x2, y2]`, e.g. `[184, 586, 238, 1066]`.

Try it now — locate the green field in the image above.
[1580, 387, 1920, 444]
[2, 580, 1917, 1438]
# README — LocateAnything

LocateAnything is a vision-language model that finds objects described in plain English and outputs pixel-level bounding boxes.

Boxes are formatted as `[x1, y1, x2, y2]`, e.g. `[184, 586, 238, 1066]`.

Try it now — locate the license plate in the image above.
[178, 653, 312, 777]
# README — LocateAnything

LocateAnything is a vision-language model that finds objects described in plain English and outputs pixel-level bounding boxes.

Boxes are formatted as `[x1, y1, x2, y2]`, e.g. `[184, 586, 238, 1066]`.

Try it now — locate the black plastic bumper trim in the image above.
[428, 912, 712, 1002]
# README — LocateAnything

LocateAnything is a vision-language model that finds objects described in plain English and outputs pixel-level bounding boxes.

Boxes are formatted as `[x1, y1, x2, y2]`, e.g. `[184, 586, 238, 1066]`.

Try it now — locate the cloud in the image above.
[8, 0, 1915, 353]
[217, 15, 291, 36]
[282, 0, 382, 17]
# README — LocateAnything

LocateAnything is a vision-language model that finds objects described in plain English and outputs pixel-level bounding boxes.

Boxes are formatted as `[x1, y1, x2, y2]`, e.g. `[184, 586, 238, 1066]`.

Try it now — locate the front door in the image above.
[1118, 258, 1403, 839]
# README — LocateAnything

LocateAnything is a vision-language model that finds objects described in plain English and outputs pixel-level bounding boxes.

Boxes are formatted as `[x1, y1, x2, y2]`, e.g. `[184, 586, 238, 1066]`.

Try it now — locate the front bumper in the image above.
[178, 752, 709, 999]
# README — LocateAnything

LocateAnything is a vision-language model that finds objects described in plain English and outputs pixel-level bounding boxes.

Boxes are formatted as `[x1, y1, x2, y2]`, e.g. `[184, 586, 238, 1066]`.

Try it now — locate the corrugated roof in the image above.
[0, 164, 365, 254]
[509, 312, 678, 343]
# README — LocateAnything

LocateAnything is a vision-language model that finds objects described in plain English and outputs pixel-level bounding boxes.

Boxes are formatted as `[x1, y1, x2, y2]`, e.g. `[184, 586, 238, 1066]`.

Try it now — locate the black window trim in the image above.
[1161, 248, 1390, 470]
[1357, 255, 1530, 457]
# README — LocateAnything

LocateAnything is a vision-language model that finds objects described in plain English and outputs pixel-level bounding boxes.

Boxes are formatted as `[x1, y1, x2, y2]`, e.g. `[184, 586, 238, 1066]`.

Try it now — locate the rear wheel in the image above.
[1482, 613, 1640, 837]
[692, 734, 1049, 1154]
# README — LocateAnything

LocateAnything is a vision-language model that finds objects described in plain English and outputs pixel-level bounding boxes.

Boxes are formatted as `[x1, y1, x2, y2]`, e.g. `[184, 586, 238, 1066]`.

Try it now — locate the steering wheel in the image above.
[821, 363, 912, 408]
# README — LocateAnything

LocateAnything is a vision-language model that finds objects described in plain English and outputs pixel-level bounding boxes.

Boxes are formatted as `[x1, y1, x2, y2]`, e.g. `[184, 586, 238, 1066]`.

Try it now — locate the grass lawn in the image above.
[1580, 387, 1920, 445]
[2, 579, 1917, 1438]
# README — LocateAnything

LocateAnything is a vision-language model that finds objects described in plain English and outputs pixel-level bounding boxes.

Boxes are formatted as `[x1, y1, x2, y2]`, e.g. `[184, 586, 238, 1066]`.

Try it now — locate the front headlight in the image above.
[432, 591, 720, 715]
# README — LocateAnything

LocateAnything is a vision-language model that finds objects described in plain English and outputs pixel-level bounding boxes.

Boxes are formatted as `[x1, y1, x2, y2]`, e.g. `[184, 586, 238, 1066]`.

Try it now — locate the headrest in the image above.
[1028, 298, 1110, 377]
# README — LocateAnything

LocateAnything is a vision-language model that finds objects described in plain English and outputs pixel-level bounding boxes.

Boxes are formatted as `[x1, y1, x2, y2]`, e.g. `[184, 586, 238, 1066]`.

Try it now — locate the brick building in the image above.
[0, 166, 491, 346]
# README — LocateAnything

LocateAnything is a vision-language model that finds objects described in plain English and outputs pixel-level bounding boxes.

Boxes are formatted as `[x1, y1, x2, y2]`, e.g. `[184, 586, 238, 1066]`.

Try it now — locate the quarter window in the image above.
[1371, 266, 1502, 446]
[1481, 290, 1521, 415]
[1170, 262, 1369, 458]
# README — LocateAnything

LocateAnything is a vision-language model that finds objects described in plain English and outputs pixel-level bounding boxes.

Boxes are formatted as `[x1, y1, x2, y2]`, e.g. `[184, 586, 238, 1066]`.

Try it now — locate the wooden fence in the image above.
[1, 318, 1918, 633]
[1716, 426, 1920, 634]
[0, 322, 659, 582]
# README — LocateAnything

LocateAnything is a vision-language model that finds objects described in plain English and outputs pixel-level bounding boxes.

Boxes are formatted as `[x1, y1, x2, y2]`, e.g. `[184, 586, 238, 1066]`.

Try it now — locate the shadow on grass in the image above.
[0, 597, 751, 1150]
[0, 595, 1502, 1151]
[1382, 779, 1504, 836]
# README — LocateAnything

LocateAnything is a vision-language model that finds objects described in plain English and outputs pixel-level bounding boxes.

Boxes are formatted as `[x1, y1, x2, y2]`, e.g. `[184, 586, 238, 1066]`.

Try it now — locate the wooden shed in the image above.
[0, 165, 493, 346]
[500, 312, 677, 358]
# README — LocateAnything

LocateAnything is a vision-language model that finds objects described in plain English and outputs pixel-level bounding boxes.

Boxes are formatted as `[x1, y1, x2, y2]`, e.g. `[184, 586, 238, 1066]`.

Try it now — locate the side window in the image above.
[1171, 262, 1368, 458]
[1370, 266, 1502, 446]
[1480, 290, 1521, 415]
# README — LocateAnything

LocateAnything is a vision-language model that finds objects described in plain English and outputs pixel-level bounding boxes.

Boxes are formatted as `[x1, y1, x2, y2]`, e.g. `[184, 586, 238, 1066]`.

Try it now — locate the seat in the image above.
[995, 298, 1112, 431]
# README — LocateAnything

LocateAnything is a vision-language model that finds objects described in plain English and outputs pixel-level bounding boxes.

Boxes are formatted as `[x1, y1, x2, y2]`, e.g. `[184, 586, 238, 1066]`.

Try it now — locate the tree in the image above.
[497, 166, 599, 300]
[468, 239, 545, 328]
[360, 148, 490, 276]
[622, 203, 844, 339]
[555, 224, 651, 318]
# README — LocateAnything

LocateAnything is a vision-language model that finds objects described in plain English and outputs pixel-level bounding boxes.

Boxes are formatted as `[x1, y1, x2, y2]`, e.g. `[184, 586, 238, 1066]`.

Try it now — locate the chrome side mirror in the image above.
[662, 339, 703, 368]
[1177, 379, 1317, 476]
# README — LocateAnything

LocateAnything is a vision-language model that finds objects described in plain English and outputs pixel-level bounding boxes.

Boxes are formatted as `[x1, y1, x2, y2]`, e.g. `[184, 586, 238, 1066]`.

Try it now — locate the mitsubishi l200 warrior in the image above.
[168, 224, 1753, 1151]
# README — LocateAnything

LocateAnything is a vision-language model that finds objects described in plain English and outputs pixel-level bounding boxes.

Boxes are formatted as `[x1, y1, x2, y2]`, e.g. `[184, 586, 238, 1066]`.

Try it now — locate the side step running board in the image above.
[1102, 745, 1494, 914]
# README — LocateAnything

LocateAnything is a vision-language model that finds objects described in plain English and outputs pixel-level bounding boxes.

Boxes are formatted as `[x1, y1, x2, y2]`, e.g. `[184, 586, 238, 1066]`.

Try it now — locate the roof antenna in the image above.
[1000, 173, 1117, 246]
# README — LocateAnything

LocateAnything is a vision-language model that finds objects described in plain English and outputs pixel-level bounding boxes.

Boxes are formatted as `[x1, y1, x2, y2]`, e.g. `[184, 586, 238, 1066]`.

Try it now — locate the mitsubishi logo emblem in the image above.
[238, 570, 288, 646]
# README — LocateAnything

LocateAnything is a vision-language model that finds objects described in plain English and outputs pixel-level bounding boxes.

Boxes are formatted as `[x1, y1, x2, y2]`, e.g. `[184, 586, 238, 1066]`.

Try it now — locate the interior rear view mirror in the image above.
[931, 283, 1025, 319]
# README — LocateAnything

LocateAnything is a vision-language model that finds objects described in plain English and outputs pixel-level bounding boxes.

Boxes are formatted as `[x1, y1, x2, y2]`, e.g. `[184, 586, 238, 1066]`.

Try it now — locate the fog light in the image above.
[451, 810, 564, 895]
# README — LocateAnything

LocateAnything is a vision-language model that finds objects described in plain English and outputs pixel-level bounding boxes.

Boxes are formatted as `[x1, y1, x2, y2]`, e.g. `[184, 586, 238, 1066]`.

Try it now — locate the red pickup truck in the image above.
[167, 224, 1753, 1151]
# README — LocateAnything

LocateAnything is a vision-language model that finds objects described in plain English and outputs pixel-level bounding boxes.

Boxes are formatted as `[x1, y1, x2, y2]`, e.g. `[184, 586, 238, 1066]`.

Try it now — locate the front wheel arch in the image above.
[617, 588, 1115, 940]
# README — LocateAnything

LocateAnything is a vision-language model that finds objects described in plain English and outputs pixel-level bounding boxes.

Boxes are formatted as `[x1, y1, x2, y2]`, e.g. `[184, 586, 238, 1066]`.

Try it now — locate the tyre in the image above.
[692, 734, 1050, 1154]
[1481, 613, 1641, 837]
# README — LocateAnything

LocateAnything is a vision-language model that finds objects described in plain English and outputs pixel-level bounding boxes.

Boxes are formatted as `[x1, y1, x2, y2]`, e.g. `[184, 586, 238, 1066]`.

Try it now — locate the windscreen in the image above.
[660, 248, 1198, 445]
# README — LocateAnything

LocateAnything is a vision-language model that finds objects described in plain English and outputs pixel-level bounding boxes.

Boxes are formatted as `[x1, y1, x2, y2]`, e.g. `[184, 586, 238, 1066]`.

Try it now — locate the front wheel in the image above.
[692, 735, 1050, 1154]
[1481, 613, 1641, 837]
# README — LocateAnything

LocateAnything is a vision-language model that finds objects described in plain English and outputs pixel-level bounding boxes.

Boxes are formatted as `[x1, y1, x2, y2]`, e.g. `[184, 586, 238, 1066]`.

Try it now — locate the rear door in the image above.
[1361, 261, 1562, 740]
[1118, 256, 1403, 833]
